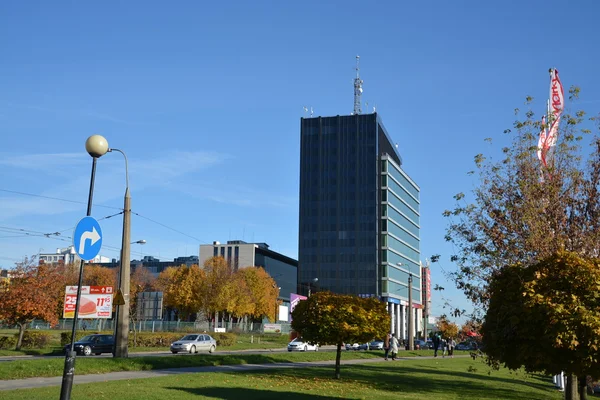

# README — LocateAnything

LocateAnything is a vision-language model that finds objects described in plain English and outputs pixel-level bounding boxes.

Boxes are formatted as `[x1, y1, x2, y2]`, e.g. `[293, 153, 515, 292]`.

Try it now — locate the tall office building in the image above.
[298, 72, 421, 338]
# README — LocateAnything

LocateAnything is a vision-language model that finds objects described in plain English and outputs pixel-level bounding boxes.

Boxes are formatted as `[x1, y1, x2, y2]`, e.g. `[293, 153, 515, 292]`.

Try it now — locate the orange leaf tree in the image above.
[238, 267, 279, 322]
[156, 265, 203, 320]
[291, 292, 390, 379]
[435, 316, 459, 340]
[0, 264, 62, 349]
[83, 264, 117, 287]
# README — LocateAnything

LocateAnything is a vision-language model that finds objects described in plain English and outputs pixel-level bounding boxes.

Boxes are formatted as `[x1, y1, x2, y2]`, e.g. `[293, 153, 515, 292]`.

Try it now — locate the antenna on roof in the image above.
[310, 106, 314, 117]
[353, 55, 363, 115]
[303, 106, 308, 117]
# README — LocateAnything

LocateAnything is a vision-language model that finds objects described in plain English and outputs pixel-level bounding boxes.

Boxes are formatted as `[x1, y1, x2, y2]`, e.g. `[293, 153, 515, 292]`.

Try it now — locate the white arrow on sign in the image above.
[78, 226, 101, 255]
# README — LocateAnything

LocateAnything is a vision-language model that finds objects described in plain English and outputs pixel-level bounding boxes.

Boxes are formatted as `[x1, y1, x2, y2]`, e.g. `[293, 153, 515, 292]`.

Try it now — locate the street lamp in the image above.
[273, 285, 281, 322]
[307, 277, 318, 297]
[398, 262, 414, 351]
[109, 147, 131, 358]
[60, 135, 109, 400]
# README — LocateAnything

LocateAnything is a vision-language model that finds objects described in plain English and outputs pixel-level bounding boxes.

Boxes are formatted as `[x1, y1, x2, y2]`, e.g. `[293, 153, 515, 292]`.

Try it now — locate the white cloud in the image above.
[0, 150, 230, 221]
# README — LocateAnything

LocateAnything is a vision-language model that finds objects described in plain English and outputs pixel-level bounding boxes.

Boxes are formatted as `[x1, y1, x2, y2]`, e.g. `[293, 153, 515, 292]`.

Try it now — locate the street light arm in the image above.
[108, 148, 129, 190]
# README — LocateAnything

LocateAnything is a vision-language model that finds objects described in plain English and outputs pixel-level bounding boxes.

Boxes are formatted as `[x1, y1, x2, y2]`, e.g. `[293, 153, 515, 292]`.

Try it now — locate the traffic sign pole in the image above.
[60, 157, 98, 400]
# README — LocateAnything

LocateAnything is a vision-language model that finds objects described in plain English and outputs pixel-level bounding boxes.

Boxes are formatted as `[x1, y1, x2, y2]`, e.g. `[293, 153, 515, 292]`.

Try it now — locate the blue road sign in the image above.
[73, 216, 103, 261]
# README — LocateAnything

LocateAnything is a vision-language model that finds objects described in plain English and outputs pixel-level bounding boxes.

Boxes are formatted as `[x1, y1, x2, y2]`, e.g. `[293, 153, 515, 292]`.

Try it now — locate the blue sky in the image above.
[1, 1, 599, 320]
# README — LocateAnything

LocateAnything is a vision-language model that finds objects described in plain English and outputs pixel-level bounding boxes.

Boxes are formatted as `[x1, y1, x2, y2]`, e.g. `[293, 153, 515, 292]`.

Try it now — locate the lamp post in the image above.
[273, 285, 281, 321]
[397, 262, 414, 351]
[307, 277, 318, 297]
[421, 259, 430, 341]
[109, 147, 131, 358]
[60, 135, 109, 400]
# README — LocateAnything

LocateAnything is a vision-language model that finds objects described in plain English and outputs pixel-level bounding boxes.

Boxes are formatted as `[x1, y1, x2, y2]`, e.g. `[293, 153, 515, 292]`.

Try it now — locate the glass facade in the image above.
[298, 113, 420, 303]
[381, 155, 421, 303]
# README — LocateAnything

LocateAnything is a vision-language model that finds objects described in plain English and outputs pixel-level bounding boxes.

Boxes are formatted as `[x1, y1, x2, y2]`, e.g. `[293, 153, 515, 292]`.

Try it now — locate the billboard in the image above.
[63, 286, 113, 319]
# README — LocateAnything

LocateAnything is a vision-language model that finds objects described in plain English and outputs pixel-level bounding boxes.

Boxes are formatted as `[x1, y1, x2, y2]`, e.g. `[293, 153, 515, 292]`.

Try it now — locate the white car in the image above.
[287, 337, 319, 352]
[170, 333, 217, 354]
[345, 343, 360, 351]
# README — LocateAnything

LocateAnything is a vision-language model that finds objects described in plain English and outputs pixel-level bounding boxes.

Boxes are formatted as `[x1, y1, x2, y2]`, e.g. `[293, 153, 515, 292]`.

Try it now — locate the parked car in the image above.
[345, 343, 360, 351]
[426, 339, 434, 349]
[64, 334, 114, 356]
[414, 339, 428, 349]
[455, 341, 478, 351]
[357, 343, 371, 350]
[170, 333, 217, 354]
[368, 340, 384, 350]
[287, 337, 319, 352]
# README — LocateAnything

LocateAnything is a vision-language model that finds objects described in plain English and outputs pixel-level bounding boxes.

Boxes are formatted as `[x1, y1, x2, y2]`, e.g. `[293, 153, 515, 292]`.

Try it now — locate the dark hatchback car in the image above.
[64, 334, 114, 356]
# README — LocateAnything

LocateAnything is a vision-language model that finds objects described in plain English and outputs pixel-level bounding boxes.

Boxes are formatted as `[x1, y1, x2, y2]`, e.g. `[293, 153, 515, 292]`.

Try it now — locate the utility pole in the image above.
[408, 273, 414, 351]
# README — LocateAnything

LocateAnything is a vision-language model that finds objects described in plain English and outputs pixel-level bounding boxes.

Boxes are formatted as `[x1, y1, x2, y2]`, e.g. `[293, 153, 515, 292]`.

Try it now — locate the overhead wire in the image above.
[0, 188, 123, 210]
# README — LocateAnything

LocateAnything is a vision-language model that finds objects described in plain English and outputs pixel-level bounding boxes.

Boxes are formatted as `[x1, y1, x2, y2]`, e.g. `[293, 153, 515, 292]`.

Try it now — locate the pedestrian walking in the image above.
[448, 338, 455, 358]
[390, 333, 399, 360]
[432, 333, 440, 357]
[442, 337, 448, 357]
[384, 333, 391, 361]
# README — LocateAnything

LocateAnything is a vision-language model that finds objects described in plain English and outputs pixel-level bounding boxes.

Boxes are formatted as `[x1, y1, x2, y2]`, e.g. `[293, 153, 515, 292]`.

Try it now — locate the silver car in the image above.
[170, 334, 217, 354]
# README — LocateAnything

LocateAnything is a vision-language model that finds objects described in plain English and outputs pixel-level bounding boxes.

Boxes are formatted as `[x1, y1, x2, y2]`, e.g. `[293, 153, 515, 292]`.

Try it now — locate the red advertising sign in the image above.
[63, 286, 114, 319]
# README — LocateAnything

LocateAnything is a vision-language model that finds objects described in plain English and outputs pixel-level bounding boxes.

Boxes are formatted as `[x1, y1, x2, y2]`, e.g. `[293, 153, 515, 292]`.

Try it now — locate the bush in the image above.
[213, 332, 236, 347]
[131, 332, 182, 347]
[16, 331, 52, 348]
[0, 336, 17, 349]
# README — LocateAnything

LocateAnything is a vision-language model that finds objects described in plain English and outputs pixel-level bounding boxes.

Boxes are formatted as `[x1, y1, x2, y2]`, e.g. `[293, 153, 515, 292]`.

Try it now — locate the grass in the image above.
[0, 357, 563, 399]
[0, 349, 383, 380]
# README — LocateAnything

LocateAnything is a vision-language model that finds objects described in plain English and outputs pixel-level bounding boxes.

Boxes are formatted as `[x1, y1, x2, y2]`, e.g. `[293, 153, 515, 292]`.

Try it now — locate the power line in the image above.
[132, 211, 205, 243]
[0, 188, 123, 210]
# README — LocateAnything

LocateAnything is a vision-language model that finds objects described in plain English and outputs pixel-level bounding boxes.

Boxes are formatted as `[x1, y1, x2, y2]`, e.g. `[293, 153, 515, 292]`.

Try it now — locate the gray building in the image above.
[298, 112, 422, 339]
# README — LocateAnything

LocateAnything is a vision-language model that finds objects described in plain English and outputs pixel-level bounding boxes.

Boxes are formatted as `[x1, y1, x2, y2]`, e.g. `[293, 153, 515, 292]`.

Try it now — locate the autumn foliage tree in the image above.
[291, 292, 390, 379]
[156, 264, 204, 320]
[0, 264, 63, 349]
[435, 316, 459, 340]
[444, 87, 600, 399]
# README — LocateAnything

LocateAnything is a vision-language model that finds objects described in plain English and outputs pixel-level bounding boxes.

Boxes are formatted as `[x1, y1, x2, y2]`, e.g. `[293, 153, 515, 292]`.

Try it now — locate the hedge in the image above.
[15, 331, 52, 349]
[60, 331, 238, 348]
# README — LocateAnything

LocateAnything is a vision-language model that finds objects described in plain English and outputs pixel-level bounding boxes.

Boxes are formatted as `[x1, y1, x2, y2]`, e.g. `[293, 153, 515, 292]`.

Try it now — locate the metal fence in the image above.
[8, 319, 292, 335]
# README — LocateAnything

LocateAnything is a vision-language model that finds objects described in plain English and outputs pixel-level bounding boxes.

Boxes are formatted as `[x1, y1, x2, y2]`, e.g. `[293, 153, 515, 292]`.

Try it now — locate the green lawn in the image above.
[0, 350, 383, 380]
[0, 357, 562, 400]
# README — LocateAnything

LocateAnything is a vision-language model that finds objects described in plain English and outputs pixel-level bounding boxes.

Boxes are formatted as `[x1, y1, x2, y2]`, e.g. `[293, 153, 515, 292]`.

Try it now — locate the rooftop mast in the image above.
[353, 55, 363, 115]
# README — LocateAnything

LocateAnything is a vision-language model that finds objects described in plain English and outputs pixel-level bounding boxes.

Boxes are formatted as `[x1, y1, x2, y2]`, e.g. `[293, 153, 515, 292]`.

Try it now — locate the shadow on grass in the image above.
[225, 361, 555, 400]
[167, 386, 340, 399]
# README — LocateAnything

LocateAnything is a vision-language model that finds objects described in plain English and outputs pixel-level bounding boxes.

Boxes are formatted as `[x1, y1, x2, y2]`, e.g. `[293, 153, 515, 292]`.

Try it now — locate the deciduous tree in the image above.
[291, 292, 390, 379]
[156, 265, 203, 320]
[0, 264, 62, 349]
[436, 316, 459, 340]
[483, 252, 600, 399]
[444, 88, 600, 400]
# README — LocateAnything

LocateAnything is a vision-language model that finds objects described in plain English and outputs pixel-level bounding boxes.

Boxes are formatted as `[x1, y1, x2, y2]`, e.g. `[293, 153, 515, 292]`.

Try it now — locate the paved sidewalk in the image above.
[0, 355, 466, 391]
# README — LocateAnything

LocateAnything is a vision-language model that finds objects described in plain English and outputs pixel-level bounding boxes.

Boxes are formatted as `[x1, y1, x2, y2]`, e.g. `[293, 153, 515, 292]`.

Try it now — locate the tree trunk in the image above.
[334, 343, 342, 379]
[565, 374, 578, 400]
[15, 323, 25, 351]
[578, 376, 587, 400]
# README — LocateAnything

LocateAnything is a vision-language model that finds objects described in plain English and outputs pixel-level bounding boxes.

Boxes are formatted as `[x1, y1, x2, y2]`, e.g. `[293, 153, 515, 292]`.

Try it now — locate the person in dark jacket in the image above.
[384, 333, 391, 360]
[432, 333, 441, 357]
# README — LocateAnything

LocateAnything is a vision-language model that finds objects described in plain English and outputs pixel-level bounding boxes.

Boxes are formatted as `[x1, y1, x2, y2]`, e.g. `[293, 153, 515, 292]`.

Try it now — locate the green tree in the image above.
[291, 292, 390, 379]
[443, 88, 600, 399]
[483, 252, 600, 398]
